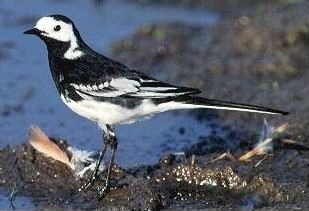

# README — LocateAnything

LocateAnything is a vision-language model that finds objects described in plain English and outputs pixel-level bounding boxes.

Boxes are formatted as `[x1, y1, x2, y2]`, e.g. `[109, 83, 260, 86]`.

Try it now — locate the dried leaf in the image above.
[238, 122, 289, 161]
[28, 125, 74, 169]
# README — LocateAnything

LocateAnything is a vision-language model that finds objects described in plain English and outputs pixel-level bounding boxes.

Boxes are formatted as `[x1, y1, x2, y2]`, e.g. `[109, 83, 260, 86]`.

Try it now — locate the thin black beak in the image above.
[23, 28, 42, 35]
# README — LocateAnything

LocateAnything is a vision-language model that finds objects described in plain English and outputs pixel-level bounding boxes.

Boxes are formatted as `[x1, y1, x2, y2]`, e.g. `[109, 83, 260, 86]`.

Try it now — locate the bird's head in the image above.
[24, 14, 85, 59]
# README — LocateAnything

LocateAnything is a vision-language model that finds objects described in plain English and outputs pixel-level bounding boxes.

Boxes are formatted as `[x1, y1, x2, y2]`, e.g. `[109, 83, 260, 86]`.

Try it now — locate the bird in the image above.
[23, 14, 288, 195]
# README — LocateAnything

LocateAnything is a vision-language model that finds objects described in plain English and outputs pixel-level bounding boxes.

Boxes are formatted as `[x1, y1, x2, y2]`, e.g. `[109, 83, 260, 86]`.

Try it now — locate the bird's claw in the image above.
[79, 177, 95, 192]
[98, 184, 110, 197]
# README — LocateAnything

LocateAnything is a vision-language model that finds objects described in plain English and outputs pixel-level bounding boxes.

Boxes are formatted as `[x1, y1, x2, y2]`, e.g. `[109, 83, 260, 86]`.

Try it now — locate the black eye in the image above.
[54, 25, 61, 31]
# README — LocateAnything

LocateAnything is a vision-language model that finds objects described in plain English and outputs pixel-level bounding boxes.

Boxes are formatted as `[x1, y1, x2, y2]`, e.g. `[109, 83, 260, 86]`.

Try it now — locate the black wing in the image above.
[70, 70, 200, 99]
[64, 52, 200, 99]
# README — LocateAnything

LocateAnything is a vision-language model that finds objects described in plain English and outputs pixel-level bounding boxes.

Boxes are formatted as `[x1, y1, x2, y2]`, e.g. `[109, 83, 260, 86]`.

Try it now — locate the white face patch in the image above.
[34, 16, 84, 60]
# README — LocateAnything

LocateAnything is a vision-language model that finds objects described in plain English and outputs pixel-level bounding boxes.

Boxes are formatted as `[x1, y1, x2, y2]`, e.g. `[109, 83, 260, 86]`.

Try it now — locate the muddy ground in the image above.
[0, 128, 308, 210]
[0, 1, 309, 210]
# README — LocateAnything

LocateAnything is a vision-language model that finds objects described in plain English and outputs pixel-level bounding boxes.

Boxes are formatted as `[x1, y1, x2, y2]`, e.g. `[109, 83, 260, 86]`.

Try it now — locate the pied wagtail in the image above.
[24, 14, 288, 195]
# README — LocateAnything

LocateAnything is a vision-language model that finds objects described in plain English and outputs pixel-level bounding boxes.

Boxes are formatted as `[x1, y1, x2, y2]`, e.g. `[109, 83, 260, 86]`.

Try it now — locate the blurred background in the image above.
[0, 0, 308, 167]
[0, 1, 308, 210]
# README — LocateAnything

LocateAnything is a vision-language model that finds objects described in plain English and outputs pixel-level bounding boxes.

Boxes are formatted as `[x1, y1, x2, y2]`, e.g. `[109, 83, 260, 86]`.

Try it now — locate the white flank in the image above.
[61, 94, 157, 125]
[28, 125, 74, 169]
[62, 92, 279, 126]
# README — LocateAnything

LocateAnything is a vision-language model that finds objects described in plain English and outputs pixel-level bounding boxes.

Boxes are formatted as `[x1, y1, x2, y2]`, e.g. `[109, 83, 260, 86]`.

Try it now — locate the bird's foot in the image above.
[79, 175, 97, 192]
[97, 183, 110, 198]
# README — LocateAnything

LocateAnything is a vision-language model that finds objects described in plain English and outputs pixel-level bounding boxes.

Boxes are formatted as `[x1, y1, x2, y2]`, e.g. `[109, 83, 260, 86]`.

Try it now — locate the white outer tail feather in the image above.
[158, 101, 283, 115]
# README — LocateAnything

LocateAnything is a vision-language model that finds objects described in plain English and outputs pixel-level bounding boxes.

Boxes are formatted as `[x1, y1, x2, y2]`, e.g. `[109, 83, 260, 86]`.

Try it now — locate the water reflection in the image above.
[0, 0, 218, 167]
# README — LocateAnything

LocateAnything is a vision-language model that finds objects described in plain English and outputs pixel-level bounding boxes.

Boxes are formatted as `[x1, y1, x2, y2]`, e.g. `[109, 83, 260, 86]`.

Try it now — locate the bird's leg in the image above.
[79, 130, 108, 191]
[98, 125, 118, 196]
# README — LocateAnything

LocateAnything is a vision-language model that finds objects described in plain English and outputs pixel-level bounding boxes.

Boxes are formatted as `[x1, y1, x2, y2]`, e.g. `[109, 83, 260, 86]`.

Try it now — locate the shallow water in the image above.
[0, 188, 35, 210]
[0, 0, 218, 168]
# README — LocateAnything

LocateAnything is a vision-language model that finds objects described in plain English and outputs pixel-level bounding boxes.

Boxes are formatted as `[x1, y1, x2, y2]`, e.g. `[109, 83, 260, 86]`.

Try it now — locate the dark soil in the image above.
[1, 1, 308, 210]
[0, 132, 308, 210]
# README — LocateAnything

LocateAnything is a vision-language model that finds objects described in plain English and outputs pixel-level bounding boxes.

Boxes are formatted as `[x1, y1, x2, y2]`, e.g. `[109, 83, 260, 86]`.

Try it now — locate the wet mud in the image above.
[0, 0, 308, 210]
[0, 127, 308, 210]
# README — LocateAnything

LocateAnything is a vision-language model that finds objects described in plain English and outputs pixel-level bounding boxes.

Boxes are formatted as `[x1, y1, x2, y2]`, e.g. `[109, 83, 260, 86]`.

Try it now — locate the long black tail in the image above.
[179, 96, 289, 115]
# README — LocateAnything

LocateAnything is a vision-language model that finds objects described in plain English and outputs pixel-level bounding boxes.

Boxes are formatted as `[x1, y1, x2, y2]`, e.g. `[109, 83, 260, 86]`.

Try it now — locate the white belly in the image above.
[61, 95, 156, 126]
[60, 94, 203, 127]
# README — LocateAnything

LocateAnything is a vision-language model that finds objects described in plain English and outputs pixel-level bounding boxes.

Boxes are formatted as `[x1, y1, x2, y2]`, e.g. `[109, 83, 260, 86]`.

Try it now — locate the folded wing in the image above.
[70, 74, 200, 100]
